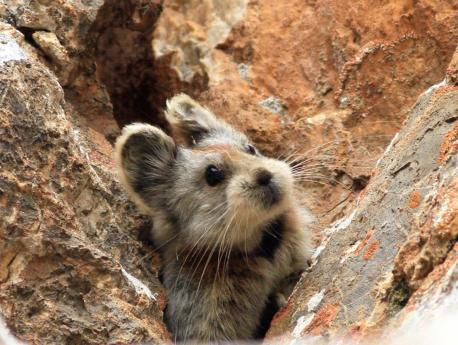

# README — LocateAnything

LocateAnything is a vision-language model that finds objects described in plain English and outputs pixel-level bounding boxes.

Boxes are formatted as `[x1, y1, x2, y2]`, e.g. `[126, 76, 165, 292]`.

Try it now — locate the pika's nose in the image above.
[256, 169, 273, 186]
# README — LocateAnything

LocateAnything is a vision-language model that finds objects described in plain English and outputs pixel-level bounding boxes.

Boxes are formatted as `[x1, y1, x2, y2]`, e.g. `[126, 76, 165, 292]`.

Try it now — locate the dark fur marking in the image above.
[253, 293, 278, 339]
[261, 183, 281, 208]
[229, 216, 285, 261]
[254, 216, 284, 260]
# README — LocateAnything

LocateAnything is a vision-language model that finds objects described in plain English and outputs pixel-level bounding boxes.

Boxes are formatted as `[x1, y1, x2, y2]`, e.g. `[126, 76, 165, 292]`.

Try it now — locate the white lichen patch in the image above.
[339, 96, 349, 108]
[237, 63, 250, 81]
[291, 314, 315, 339]
[121, 267, 157, 301]
[305, 113, 327, 125]
[0, 34, 26, 66]
[376, 132, 400, 167]
[311, 238, 329, 262]
[311, 211, 357, 264]
[324, 210, 356, 236]
[433, 196, 449, 227]
[424, 79, 446, 96]
[307, 290, 325, 313]
[259, 96, 286, 114]
[340, 240, 362, 264]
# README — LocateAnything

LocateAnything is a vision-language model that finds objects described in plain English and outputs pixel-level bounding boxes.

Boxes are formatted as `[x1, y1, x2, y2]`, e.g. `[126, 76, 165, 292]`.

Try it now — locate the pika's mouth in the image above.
[259, 182, 282, 208]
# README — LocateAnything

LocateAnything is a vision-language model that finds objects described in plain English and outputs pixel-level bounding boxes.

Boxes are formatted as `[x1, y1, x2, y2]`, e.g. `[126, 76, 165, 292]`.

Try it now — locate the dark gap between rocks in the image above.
[92, 0, 208, 133]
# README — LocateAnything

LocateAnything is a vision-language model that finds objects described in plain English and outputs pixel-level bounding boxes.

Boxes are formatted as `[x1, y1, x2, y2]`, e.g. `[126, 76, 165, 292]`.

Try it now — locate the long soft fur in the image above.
[115, 94, 313, 343]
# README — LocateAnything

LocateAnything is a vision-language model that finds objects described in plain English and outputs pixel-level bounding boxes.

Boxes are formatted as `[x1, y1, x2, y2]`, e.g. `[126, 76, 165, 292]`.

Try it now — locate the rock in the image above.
[267, 52, 458, 342]
[9, 0, 104, 53]
[1, 0, 120, 143]
[0, 24, 169, 345]
[447, 47, 458, 86]
[152, 0, 248, 82]
[32, 31, 72, 85]
[0, 0, 457, 344]
[0, 31, 26, 64]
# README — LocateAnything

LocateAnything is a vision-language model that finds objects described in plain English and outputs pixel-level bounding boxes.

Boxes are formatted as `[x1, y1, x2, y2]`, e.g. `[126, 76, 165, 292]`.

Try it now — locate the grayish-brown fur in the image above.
[115, 94, 313, 343]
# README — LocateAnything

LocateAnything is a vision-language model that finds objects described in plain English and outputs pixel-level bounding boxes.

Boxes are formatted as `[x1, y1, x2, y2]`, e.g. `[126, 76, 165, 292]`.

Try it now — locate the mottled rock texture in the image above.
[0, 0, 457, 344]
[0, 22, 168, 345]
[267, 59, 458, 342]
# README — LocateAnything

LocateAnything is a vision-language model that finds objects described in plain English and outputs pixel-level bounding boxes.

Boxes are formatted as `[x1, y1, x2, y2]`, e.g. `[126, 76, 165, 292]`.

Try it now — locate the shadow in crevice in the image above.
[91, 0, 208, 132]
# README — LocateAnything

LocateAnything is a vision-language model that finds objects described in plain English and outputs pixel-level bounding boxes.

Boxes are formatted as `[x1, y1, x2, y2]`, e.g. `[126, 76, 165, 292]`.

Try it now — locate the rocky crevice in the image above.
[0, 0, 457, 344]
[91, 0, 208, 130]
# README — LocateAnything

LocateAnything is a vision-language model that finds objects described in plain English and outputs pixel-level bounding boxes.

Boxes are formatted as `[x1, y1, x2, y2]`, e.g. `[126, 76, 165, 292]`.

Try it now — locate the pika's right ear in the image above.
[165, 93, 231, 145]
[115, 123, 176, 212]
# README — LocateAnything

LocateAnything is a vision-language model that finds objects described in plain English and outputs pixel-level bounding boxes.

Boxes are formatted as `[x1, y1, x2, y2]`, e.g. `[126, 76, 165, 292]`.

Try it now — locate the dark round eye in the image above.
[205, 165, 225, 186]
[244, 144, 256, 155]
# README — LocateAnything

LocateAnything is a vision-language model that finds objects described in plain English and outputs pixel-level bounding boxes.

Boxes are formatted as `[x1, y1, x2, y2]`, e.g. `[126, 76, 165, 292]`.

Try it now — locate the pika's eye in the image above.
[205, 165, 225, 186]
[244, 144, 256, 155]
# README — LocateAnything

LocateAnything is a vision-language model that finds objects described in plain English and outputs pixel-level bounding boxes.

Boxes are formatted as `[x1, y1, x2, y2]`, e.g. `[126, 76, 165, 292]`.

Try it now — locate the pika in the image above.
[115, 94, 313, 343]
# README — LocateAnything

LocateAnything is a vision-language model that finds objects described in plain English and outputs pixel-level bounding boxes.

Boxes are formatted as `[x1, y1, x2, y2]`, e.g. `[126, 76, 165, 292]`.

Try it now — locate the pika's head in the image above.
[115, 94, 295, 250]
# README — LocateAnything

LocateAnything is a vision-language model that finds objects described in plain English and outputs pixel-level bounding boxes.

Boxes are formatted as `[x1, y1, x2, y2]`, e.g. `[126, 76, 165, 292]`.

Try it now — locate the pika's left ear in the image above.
[165, 93, 235, 145]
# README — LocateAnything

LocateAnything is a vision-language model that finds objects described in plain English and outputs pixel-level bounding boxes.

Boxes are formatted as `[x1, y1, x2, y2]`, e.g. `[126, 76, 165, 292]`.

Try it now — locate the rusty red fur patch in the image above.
[194, 144, 245, 161]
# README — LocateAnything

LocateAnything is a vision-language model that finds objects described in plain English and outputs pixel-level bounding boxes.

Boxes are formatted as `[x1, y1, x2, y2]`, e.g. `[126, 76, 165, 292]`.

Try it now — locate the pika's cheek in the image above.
[276, 175, 293, 195]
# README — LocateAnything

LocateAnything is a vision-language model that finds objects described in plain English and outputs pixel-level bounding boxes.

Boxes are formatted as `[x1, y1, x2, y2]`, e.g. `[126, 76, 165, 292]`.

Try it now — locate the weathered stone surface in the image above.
[267, 54, 458, 342]
[153, 0, 248, 82]
[32, 31, 73, 85]
[0, 0, 457, 344]
[0, 24, 169, 345]
[447, 48, 458, 86]
[1, 0, 121, 144]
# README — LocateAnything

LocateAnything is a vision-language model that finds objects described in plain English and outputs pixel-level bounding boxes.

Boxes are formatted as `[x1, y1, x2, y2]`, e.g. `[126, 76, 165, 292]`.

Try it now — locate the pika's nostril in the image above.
[256, 169, 273, 186]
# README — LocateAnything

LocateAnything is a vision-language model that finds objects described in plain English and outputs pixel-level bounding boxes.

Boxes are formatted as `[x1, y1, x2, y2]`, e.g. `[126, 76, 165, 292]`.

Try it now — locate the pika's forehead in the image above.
[190, 144, 247, 166]
[181, 132, 260, 167]
[193, 134, 252, 157]
[194, 144, 242, 155]
[197, 128, 248, 147]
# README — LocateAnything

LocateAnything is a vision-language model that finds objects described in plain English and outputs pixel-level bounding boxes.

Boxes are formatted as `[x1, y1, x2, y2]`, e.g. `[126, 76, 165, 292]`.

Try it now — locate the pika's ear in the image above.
[165, 93, 231, 145]
[115, 123, 176, 212]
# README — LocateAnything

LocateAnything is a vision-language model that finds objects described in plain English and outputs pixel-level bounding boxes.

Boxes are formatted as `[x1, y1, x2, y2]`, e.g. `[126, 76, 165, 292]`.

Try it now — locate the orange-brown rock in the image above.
[1, 0, 457, 344]
[267, 51, 458, 342]
[0, 23, 169, 345]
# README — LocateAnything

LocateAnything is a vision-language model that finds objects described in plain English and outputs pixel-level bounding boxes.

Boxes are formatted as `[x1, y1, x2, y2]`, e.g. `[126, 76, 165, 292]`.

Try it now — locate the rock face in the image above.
[0, 0, 457, 344]
[267, 55, 458, 342]
[0, 23, 169, 345]
[153, 0, 248, 82]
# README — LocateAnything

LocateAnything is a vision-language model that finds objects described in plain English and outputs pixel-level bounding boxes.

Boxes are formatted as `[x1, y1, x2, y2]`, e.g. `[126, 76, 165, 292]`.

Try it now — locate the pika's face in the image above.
[116, 94, 295, 250]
